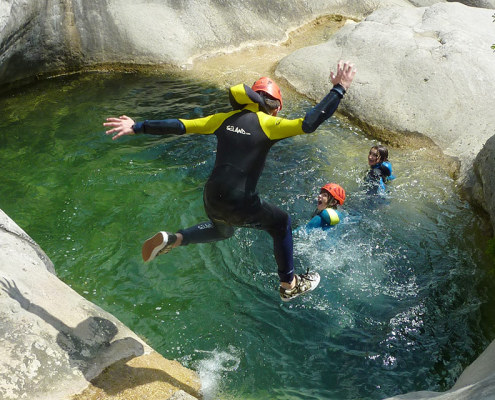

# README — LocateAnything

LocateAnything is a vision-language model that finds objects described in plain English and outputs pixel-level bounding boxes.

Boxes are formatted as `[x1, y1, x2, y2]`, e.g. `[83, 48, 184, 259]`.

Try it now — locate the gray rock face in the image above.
[275, 1, 495, 197]
[0, 0, 337, 86]
[408, 0, 446, 5]
[472, 135, 495, 234]
[0, 209, 150, 400]
[450, 0, 495, 9]
[0, 210, 55, 274]
[0, 0, 417, 88]
[411, 1, 495, 10]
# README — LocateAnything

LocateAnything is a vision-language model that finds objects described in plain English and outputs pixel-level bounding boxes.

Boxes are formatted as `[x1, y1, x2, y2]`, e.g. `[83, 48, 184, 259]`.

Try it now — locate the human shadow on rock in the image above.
[1, 278, 144, 381]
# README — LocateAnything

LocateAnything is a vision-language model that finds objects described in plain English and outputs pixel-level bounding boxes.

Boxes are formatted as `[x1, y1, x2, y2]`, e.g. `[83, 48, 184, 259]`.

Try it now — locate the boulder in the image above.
[275, 2, 495, 185]
[0, 0, 413, 89]
[451, 0, 495, 9]
[472, 134, 495, 234]
[409, 0, 446, 5]
[0, 209, 200, 400]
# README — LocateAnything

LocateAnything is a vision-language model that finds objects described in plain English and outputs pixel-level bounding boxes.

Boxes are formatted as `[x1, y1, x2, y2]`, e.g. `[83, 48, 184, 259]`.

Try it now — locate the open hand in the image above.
[103, 115, 135, 140]
[330, 60, 357, 91]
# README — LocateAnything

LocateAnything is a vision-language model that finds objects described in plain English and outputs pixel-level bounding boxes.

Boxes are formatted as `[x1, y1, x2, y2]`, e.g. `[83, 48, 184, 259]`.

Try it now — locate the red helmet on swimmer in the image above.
[252, 77, 283, 110]
[321, 183, 346, 206]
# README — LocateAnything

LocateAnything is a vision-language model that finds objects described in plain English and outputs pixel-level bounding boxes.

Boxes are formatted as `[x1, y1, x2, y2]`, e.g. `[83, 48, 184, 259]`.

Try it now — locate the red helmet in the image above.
[321, 183, 346, 205]
[252, 77, 283, 110]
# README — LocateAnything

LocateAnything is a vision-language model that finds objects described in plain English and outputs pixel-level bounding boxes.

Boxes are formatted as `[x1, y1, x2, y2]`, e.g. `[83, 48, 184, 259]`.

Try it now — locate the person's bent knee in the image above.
[216, 224, 235, 239]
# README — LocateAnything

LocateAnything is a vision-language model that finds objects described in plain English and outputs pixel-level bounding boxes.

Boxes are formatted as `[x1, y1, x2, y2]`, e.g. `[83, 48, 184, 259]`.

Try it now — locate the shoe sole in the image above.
[142, 232, 167, 262]
[280, 273, 320, 302]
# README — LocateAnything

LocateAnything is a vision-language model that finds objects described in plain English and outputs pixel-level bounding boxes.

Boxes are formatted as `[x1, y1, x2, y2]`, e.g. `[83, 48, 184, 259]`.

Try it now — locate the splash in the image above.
[195, 347, 241, 400]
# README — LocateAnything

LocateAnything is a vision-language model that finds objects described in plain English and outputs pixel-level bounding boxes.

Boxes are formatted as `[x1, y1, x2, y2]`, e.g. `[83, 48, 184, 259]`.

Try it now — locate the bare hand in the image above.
[330, 60, 357, 91]
[103, 115, 136, 140]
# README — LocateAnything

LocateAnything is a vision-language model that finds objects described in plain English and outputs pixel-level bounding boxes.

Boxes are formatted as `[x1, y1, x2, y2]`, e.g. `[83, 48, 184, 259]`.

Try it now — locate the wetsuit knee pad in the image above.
[178, 221, 235, 246]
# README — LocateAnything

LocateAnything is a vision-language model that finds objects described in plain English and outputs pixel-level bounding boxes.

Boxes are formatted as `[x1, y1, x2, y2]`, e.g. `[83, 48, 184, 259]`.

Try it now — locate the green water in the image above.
[1, 73, 494, 400]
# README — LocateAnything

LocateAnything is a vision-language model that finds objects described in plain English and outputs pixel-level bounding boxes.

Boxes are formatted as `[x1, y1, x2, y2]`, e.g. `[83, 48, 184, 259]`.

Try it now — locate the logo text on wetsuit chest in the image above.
[226, 125, 251, 136]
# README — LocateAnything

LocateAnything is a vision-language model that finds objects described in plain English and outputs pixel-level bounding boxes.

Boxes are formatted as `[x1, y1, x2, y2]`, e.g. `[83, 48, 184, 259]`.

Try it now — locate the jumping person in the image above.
[305, 183, 345, 231]
[104, 60, 356, 302]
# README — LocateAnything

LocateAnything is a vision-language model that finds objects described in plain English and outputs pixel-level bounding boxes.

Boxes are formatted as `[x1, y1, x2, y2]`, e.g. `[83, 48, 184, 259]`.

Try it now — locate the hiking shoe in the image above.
[279, 269, 320, 302]
[142, 231, 177, 262]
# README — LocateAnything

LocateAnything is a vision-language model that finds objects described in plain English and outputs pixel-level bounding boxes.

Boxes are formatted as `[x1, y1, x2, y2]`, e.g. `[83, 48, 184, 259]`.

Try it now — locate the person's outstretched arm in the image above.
[302, 60, 356, 133]
[103, 115, 185, 140]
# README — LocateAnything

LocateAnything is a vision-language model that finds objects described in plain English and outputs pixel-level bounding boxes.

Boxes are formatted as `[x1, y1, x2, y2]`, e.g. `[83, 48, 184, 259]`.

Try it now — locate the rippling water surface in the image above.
[1, 73, 494, 400]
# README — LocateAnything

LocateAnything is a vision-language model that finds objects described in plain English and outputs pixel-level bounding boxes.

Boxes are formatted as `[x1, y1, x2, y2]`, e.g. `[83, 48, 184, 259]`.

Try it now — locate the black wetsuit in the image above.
[133, 83, 346, 283]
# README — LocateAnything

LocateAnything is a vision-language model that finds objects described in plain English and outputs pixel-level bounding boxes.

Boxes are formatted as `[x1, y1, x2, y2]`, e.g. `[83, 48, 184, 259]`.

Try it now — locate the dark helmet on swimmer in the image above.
[321, 183, 346, 206]
[252, 77, 283, 110]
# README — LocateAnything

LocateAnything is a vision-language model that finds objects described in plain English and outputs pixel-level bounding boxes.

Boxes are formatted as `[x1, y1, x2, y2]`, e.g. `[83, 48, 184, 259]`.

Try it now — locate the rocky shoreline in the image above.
[0, 209, 200, 399]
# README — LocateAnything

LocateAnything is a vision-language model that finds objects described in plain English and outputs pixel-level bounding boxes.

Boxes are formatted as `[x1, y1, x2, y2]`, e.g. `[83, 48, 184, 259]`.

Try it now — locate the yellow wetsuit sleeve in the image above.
[230, 84, 253, 106]
[256, 111, 305, 140]
[179, 111, 239, 135]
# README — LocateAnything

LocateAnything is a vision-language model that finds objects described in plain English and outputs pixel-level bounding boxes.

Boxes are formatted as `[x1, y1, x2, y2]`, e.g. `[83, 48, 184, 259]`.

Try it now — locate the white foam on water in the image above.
[195, 346, 241, 400]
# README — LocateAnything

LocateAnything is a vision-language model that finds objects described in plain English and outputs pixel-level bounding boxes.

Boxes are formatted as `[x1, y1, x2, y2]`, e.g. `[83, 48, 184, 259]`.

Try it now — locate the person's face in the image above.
[317, 191, 331, 211]
[368, 149, 380, 166]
